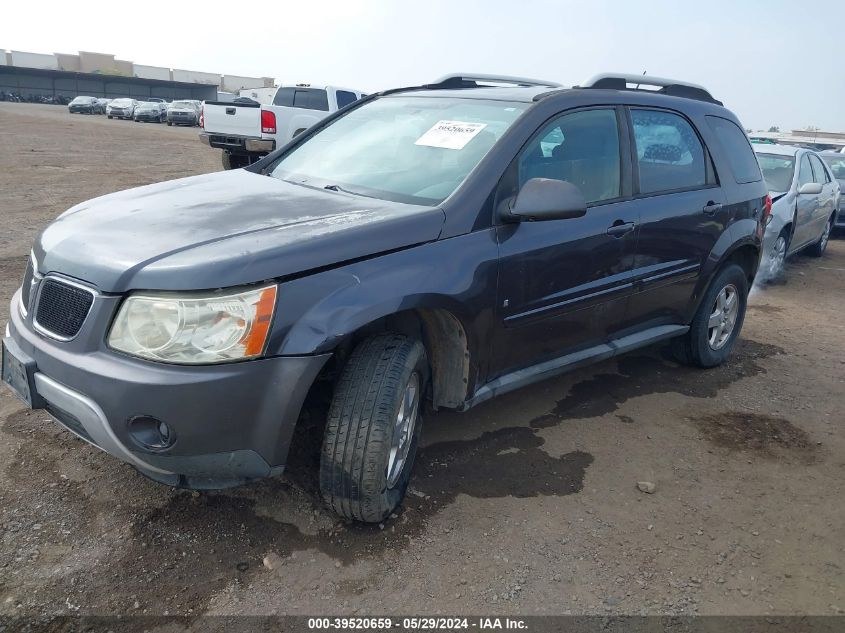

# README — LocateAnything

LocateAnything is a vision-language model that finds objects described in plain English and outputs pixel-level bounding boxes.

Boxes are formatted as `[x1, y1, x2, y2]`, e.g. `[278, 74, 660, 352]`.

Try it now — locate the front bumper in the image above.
[135, 113, 161, 121]
[5, 289, 329, 488]
[199, 133, 275, 154]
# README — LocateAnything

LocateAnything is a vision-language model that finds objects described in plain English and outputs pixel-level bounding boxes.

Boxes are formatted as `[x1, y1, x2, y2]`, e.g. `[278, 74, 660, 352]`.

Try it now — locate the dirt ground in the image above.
[0, 102, 843, 619]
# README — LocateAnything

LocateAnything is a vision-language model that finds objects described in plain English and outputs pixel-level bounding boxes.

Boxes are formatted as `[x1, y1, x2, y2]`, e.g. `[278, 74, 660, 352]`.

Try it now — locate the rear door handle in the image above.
[703, 201, 723, 215]
[606, 221, 636, 237]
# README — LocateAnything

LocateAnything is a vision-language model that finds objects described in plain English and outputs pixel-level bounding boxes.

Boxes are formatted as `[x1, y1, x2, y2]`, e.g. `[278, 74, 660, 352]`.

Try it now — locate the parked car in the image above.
[819, 151, 845, 230]
[97, 98, 111, 114]
[68, 96, 103, 114]
[200, 83, 365, 169]
[753, 144, 839, 278]
[107, 98, 137, 120]
[166, 100, 200, 126]
[134, 101, 167, 123]
[3, 73, 769, 523]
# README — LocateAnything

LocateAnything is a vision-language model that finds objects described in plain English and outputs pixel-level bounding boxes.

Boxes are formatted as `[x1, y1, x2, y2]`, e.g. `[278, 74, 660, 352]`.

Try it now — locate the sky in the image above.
[2, 0, 844, 132]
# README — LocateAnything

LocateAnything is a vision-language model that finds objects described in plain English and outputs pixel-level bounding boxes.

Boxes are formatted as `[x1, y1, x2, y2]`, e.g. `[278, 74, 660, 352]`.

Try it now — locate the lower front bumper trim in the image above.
[34, 373, 173, 475]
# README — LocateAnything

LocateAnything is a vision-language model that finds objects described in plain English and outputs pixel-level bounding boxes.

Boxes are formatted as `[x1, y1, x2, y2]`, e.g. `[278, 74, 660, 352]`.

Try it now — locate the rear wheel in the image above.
[319, 334, 428, 523]
[807, 216, 833, 257]
[221, 152, 250, 170]
[673, 263, 748, 368]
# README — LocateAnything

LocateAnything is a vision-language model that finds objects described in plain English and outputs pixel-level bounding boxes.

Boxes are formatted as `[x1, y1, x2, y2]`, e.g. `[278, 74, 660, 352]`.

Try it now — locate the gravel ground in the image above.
[0, 102, 843, 618]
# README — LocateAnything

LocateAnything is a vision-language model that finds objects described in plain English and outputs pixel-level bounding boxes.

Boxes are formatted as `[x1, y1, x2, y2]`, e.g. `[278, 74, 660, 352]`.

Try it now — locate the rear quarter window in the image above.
[706, 116, 762, 184]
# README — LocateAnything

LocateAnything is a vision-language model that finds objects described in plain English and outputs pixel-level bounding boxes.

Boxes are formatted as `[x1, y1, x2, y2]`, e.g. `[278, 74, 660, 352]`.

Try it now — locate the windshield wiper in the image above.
[324, 184, 372, 198]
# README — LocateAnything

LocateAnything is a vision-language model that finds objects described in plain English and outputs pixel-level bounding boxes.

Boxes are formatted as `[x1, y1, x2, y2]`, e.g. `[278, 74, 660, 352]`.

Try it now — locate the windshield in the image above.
[137, 103, 158, 110]
[822, 155, 845, 180]
[112, 99, 132, 106]
[70, 97, 93, 104]
[756, 153, 795, 192]
[170, 101, 194, 109]
[269, 96, 528, 205]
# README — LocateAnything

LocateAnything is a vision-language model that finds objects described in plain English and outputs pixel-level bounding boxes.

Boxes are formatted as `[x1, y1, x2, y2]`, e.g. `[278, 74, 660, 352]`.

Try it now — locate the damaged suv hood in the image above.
[35, 170, 445, 292]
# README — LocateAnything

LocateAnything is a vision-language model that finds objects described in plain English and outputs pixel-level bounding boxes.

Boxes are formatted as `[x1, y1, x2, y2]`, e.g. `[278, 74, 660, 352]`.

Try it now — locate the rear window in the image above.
[706, 116, 763, 184]
[273, 87, 329, 111]
[755, 153, 795, 192]
[293, 89, 329, 111]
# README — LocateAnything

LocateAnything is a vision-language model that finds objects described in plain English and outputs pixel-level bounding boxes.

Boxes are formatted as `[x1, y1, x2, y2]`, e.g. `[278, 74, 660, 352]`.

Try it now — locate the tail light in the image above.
[199, 105, 204, 128]
[261, 109, 276, 134]
[762, 194, 772, 226]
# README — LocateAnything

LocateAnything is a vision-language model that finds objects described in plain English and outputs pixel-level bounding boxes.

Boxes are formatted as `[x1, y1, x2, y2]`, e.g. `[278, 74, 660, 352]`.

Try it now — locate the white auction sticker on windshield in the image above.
[415, 120, 488, 150]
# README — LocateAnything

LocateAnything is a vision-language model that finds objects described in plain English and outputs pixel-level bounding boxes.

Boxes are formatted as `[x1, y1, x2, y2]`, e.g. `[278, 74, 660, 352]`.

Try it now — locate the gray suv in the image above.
[3, 73, 769, 522]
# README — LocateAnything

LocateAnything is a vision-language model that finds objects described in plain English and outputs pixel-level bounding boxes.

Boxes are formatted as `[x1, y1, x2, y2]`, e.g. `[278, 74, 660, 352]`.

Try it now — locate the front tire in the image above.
[807, 217, 833, 257]
[320, 334, 428, 523]
[673, 263, 749, 368]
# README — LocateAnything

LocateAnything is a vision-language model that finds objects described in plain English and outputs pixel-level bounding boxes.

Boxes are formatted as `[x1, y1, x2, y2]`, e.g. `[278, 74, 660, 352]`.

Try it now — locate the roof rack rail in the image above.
[578, 73, 722, 105]
[430, 73, 563, 89]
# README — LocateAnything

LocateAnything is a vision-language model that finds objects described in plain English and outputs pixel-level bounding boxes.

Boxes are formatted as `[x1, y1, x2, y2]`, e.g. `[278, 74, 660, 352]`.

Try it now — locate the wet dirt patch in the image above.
[530, 338, 784, 426]
[414, 427, 593, 501]
[691, 411, 815, 460]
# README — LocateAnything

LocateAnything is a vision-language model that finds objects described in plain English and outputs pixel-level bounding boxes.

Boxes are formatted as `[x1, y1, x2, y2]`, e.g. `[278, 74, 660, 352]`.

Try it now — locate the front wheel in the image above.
[320, 334, 428, 523]
[807, 217, 833, 257]
[673, 264, 749, 368]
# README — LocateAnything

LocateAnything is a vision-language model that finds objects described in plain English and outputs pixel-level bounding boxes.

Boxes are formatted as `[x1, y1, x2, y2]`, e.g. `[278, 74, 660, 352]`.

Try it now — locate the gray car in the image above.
[819, 151, 845, 230]
[753, 144, 839, 279]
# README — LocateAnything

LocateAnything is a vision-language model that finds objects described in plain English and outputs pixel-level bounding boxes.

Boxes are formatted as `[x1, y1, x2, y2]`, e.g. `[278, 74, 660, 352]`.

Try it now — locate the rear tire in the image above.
[673, 263, 748, 368]
[221, 152, 249, 170]
[319, 334, 428, 523]
[807, 216, 833, 257]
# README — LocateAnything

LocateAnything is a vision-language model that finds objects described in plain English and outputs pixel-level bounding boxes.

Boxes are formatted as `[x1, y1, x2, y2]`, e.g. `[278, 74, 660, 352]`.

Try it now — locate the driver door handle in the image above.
[606, 221, 636, 237]
[703, 201, 723, 215]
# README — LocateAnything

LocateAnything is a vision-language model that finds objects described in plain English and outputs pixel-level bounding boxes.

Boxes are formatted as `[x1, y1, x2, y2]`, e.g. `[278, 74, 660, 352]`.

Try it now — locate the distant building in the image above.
[749, 129, 845, 151]
[0, 48, 274, 101]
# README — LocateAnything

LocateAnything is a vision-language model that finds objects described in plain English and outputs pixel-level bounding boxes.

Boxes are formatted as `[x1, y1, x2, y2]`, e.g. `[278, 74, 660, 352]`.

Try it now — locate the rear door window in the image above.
[336, 90, 358, 109]
[706, 116, 762, 184]
[810, 155, 830, 183]
[631, 109, 707, 194]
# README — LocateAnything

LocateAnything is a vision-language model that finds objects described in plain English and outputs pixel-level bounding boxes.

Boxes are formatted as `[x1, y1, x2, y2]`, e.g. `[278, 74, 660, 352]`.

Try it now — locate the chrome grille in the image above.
[34, 279, 95, 340]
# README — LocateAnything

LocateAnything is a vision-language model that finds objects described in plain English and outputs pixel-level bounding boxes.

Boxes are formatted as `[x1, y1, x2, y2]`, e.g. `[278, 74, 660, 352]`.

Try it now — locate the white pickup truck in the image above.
[199, 84, 365, 169]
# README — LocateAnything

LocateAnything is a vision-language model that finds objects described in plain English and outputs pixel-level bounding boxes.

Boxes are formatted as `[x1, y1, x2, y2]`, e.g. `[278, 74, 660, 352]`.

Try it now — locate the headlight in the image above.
[108, 285, 277, 364]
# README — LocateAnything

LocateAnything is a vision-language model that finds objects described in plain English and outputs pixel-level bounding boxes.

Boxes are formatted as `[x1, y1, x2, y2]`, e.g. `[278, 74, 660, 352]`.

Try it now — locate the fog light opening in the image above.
[128, 416, 176, 451]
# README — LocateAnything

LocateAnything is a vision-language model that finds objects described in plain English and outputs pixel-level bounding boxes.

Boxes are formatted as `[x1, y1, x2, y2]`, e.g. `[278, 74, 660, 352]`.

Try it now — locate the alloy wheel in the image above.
[386, 372, 420, 488]
[707, 284, 739, 350]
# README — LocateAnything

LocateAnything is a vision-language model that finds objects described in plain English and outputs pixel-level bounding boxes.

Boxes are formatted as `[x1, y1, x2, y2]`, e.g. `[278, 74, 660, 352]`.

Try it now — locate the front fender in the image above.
[267, 229, 500, 376]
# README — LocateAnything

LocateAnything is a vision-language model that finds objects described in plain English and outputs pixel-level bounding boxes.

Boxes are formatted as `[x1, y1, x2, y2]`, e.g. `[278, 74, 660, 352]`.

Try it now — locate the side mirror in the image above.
[798, 182, 823, 195]
[505, 178, 588, 222]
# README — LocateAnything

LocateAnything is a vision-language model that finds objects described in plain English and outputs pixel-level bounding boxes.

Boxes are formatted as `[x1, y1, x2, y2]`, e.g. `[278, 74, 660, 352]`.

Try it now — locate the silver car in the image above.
[819, 151, 845, 230]
[753, 144, 840, 279]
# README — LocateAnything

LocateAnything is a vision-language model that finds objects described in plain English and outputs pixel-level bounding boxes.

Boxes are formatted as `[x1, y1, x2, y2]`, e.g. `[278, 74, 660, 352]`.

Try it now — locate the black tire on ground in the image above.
[672, 263, 749, 368]
[806, 216, 833, 257]
[166, 121, 172, 126]
[107, 115, 113, 119]
[221, 152, 250, 170]
[320, 334, 428, 523]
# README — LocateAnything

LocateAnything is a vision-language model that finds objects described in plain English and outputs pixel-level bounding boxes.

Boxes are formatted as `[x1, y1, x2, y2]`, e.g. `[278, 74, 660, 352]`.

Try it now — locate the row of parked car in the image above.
[67, 96, 202, 126]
